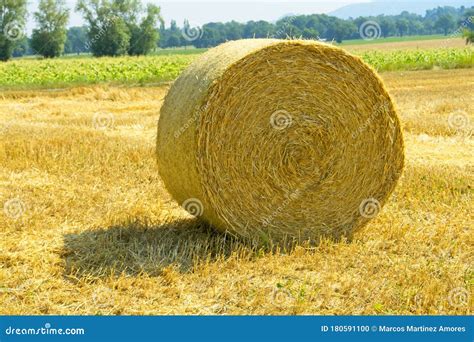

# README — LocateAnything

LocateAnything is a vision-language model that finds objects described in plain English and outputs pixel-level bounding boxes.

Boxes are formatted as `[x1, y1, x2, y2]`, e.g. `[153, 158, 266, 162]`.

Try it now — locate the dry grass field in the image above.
[0, 68, 472, 315]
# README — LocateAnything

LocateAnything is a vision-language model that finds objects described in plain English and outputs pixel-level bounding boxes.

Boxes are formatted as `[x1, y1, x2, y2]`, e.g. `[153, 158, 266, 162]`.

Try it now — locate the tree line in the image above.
[1, 0, 163, 60]
[1, 0, 473, 61]
[160, 6, 474, 48]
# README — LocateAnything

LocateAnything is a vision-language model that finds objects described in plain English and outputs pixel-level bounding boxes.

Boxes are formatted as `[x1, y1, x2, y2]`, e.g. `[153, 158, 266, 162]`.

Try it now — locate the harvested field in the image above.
[0, 68, 472, 314]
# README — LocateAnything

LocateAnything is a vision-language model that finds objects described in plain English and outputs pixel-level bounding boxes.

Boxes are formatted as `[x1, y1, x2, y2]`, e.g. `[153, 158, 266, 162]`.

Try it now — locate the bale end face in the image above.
[157, 39, 404, 242]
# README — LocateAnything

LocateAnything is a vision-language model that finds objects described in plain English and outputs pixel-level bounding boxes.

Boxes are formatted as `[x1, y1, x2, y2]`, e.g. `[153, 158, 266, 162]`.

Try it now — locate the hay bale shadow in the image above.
[62, 218, 350, 281]
[62, 218, 262, 280]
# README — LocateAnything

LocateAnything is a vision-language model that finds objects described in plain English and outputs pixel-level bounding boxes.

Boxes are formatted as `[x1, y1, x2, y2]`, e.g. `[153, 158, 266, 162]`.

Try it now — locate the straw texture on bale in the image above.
[157, 39, 404, 242]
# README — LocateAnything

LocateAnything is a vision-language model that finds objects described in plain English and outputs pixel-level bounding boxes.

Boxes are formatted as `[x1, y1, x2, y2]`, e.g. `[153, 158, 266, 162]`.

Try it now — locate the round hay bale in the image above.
[157, 39, 404, 242]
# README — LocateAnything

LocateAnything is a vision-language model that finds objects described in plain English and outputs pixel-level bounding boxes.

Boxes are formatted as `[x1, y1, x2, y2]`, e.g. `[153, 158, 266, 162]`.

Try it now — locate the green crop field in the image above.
[0, 47, 472, 90]
[360, 48, 473, 71]
[0, 55, 196, 89]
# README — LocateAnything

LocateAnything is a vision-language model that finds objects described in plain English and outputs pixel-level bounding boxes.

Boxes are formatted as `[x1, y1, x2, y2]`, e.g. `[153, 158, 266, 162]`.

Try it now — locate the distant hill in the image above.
[329, 0, 473, 18]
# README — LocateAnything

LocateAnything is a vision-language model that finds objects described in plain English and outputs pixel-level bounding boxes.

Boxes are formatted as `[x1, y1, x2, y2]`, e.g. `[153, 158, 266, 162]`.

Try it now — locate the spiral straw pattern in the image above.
[157, 39, 404, 242]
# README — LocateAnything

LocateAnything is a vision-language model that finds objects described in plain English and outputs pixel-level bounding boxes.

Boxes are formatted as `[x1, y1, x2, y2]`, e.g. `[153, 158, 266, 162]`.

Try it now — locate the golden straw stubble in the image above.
[157, 39, 404, 243]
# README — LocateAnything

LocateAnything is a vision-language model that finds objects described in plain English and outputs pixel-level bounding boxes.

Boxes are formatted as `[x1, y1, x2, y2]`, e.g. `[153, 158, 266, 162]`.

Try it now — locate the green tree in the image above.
[224, 21, 244, 40]
[461, 8, 474, 30]
[301, 27, 319, 39]
[12, 35, 28, 57]
[76, 0, 130, 56]
[435, 14, 456, 35]
[243, 20, 274, 38]
[128, 4, 162, 55]
[31, 0, 69, 58]
[195, 22, 226, 47]
[77, 0, 161, 56]
[155, 4, 473, 49]
[410, 20, 425, 35]
[274, 18, 295, 38]
[463, 28, 474, 43]
[332, 19, 356, 43]
[159, 20, 183, 48]
[461, 8, 474, 44]
[396, 18, 409, 36]
[379, 16, 396, 37]
[301, 16, 320, 39]
[92, 16, 130, 56]
[0, 0, 28, 61]
[64, 26, 88, 54]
